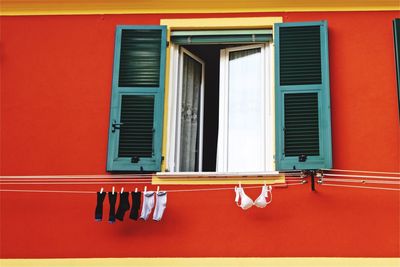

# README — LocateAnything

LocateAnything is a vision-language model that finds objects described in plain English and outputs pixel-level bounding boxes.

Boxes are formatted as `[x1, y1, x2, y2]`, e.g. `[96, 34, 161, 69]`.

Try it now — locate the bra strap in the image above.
[266, 185, 273, 204]
[234, 186, 241, 207]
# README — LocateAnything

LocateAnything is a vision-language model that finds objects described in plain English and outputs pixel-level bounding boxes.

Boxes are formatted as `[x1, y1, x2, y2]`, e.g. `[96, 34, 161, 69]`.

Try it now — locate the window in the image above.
[166, 41, 273, 173]
[106, 19, 332, 173]
[217, 44, 273, 173]
[170, 47, 205, 172]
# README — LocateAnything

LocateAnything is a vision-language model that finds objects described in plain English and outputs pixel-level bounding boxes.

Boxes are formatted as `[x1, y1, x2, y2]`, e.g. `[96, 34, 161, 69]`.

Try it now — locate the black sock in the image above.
[116, 192, 130, 221]
[129, 191, 142, 220]
[94, 192, 106, 221]
[108, 192, 117, 223]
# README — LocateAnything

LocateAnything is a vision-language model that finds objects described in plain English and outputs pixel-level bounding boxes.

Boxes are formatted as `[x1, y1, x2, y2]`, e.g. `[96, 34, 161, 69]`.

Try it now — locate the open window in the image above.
[171, 47, 205, 172]
[106, 20, 333, 174]
[165, 29, 274, 173]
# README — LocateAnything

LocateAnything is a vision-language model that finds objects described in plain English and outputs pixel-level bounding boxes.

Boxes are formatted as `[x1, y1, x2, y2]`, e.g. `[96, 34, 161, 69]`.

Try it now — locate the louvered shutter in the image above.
[275, 21, 332, 170]
[107, 26, 167, 172]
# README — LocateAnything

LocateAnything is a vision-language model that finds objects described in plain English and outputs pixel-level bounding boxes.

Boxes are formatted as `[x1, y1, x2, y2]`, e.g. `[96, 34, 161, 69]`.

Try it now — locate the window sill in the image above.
[152, 171, 285, 185]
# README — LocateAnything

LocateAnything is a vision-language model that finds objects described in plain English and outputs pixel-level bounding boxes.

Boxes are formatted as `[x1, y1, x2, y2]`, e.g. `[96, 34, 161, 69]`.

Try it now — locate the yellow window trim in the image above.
[1, 0, 399, 16]
[160, 17, 283, 30]
[152, 172, 286, 185]
[1, 257, 399, 267]
[160, 17, 280, 183]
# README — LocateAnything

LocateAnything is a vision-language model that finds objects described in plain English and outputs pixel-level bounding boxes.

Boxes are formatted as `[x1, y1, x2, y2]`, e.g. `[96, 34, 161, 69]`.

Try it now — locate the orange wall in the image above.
[0, 11, 399, 258]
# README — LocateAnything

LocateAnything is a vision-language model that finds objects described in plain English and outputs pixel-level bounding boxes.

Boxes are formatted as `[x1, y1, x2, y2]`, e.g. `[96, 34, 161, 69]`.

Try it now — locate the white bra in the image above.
[234, 185, 272, 210]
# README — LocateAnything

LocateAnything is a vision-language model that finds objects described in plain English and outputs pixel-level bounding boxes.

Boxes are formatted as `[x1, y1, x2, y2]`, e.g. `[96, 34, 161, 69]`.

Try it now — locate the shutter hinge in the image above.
[111, 120, 123, 132]
[131, 156, 140, 163]
[299, 154, 308, 162]
[166, 41, 170, 47]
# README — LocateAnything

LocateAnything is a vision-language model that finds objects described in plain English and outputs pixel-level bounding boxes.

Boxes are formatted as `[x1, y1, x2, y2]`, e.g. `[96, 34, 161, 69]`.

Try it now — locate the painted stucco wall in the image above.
[0, 11, 399, 258]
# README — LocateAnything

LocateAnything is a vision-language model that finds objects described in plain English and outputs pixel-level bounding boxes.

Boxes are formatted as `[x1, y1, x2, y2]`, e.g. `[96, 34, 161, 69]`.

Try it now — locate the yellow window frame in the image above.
[155, 17, 283, 185]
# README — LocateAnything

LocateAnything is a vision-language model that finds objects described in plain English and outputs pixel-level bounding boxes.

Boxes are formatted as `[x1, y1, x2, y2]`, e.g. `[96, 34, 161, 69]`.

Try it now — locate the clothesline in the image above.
[322, 168, 399, 175]
[323, 173, 400, 180]
[321, 177, 400, 185]
[1, 168, 398, 194]
[1, 168, 398, 180]
[320, 183, 400, 191]
[0, 175, 301, 181]
[0, 177, 303, 185]
[0, 182, 305, 194]
[1, 180, 399, 193]
[0, 172, 301, 180]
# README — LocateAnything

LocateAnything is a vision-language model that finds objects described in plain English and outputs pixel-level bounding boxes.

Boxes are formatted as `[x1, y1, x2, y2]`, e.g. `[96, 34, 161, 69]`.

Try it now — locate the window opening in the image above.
[167, 42, 273, 173]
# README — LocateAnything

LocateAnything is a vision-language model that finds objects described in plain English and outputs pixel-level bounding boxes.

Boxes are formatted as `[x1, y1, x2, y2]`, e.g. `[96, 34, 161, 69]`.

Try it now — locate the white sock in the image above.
[153, 191, 167, 221]
[139, 191, 155, 220]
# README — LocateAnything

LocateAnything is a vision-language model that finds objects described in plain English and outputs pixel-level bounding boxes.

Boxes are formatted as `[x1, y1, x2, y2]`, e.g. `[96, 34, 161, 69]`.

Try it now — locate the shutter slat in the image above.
[118, 29, 162, 88]
[284, 93, 320, 157]
[279, 26, 322, 85]
[118, 95, 155, 158]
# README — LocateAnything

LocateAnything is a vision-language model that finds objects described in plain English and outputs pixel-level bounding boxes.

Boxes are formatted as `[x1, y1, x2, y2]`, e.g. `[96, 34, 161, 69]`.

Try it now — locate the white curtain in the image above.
[179, 53, 202, 171]
[217, 47, 265, 172]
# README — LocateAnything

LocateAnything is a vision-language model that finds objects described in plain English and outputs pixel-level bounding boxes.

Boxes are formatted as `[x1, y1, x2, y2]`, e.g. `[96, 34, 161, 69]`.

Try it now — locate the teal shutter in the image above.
[107, 26, 167, 172]
[275, 21, 332, 170]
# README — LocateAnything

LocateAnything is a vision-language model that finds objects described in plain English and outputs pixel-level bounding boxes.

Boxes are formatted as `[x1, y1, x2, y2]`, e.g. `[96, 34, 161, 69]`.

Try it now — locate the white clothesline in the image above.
[320, 183, 400, 191]
[0, 176, 304, 184]
[0, 177, 302, 185]
[323, 173, 400, 180]
[322, 168, 399, 175]
[0, 175, 302, 181]
[321, 178, 400, 185]
[0, 177, 303, 185]
[0, 171, 299, 180]
[0, 174, 154, 179]
[0, 182, 305, 194]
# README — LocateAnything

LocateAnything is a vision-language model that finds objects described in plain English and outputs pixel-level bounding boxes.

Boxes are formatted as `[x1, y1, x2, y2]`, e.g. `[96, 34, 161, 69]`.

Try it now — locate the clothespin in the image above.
[135, 187, 138, 193]
[156, 186, 160, 193]
[144, 186, 147, 193]
[263, 181, 267, 196]
[112, 186, 115, 195]
[100, 187, 104, 194]
[121, 187, 124, 193]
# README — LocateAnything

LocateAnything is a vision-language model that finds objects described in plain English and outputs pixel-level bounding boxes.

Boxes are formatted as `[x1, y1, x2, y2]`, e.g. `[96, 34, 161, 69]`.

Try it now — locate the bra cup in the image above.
[254, 196, 267, 208]
[239, 190, 254, 210]
[241, 196, 254, 210]
[254, 185, 268, 208]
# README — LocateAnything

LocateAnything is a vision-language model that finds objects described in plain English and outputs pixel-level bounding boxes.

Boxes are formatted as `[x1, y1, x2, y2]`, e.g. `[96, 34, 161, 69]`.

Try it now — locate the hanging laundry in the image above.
[129, 191, 141, 220]
[153, 191, 167, 221]
[254, 185, 272, 208]
[116, 191, 130, 221]
[108, 191, 117, 223]
[235, 186, 253, 210]
[139, 191, 155, 221]
[94, 191, 106, 221]
[234, 185, 272, 210]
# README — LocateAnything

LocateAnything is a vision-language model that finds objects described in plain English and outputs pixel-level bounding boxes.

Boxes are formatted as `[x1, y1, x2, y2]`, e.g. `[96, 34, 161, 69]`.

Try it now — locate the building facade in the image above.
[1, 1, 399, 266]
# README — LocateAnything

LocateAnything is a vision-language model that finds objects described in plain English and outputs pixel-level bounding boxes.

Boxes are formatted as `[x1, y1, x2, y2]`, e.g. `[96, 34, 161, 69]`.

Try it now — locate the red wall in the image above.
[1, 11, 399, 258]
